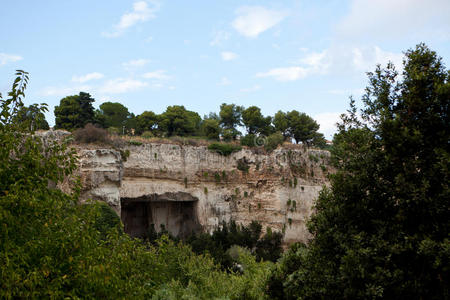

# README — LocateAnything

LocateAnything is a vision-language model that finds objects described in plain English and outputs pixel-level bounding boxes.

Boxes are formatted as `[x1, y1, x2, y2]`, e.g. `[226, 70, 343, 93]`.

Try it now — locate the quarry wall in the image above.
[75, 141, 331, 244]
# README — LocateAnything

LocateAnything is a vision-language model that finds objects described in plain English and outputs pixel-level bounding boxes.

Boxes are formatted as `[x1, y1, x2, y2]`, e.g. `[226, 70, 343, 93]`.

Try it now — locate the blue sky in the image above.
[1, 0, 449, 138]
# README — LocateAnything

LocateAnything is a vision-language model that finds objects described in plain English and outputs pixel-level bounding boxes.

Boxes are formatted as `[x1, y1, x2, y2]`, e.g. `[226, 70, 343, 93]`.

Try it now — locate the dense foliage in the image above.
[186, 221, 283, 269]
[268, 44, 449, 299]
[207, 142, 242, 156]
[51, 92, 327, 147]
[54, 92, 96, 130]
[13, 104, 50, 130]
[95, 101, 135, 130]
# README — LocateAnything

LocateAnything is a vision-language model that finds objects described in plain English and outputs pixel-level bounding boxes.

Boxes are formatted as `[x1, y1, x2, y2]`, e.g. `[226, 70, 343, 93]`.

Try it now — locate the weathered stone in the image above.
[74, 142, 331, 245]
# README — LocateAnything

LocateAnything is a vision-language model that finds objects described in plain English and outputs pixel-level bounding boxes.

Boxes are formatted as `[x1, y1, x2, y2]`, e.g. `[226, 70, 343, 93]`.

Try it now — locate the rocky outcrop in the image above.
[78, 149, 123, 213]
[75, 142, 331, 245]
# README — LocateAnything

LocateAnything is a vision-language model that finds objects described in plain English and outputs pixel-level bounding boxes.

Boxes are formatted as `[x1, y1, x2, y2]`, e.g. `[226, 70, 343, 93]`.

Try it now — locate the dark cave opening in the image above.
[120, 192, 201, 239]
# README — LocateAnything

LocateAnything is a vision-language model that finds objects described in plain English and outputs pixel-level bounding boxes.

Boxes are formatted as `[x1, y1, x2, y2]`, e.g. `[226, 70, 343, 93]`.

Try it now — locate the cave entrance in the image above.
[120, 192, 200, 239]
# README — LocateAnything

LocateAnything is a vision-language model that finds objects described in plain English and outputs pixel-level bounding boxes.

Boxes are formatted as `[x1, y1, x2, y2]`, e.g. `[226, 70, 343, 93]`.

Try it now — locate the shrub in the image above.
[73, 123, 109, 144]
[186, 220, 282, 267]
[90, 201, 123, 239]
[264, 132, 284, 152]
[240, 134, 257, 147]
[129, 140, 143, 146]
[214, 172, 221, 183]
[120, 149, 130, 161]
[208, 143, 242, 156]
[141, 130, 154, 138]
[237, 157, 250, 173]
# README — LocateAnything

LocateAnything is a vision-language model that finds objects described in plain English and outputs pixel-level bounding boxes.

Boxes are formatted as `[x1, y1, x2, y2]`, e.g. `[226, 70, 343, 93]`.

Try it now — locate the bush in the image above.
[73, 123, 109, 144]
[186, 220, 283, 269]
[141, 130, 154, 138]
[237, 157, 250, 173]
[240, 134, 257, 147]
[264, 132, 284, 152]
[208, 143, 242, 156]
[129, 140, 143, 146]
[89, 201, 123, 239]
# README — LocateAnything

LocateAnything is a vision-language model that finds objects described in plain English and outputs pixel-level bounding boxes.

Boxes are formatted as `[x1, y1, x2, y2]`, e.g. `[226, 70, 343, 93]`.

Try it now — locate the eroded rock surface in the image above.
[75, 142, 331, 245]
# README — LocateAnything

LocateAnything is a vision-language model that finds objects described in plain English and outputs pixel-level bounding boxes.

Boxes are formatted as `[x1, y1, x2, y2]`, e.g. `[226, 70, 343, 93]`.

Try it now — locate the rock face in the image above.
[75, 142, 331, 245]
[78, 149, 123, 213]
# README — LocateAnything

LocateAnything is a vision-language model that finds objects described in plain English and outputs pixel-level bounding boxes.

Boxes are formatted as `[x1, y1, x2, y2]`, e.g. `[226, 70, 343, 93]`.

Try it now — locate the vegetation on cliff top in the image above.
[52, 90, 327, 149]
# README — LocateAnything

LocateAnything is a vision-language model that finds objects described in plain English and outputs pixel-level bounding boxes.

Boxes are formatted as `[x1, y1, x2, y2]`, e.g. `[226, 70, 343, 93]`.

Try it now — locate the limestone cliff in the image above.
[74, 141, 331, 245]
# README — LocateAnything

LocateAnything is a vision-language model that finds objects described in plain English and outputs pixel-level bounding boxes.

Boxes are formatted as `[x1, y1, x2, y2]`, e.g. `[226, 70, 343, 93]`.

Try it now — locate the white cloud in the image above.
[299, 50, 330, 74]
[145, 36, 153, 43]
[240, 85, 261, 92]
[258, 45, 402, 82]
[40, 85, 92, 97]
[219, 77, 231, 86]
[122, 59, 151, 70]
[351, 46, 403, 72]
[71, 72, 104, 83]
[142, 70, 170, 80]
[99, 78, 148, 94]
[103, 0, 160, 37]
[337, 0, 450, 40]
[221, 51, 238, 61]
[314, 112, 342, 139]
[232, 6, 288, 38]
[0, 53, 23, 66]
[210, 30, 230, 46]
[256, 67, 309, 81]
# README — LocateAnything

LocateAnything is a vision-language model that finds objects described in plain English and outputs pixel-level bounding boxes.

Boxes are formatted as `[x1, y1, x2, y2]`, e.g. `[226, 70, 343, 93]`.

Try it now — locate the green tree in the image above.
[219, 103, 243, 137]
[159, 105, 201, 136]
[270, 44, 450, 299]
[54, 92, 96, 130]
[201, 118, 221, 140]
[135, 110, 159, 135]
[287, 110, 320, 145]
[242, 106, 273, 135]
[311, 132, 327, 148]
[273, 110, 289, 138]
[14, 103, 50, 130]
[96, 102, 132, 129]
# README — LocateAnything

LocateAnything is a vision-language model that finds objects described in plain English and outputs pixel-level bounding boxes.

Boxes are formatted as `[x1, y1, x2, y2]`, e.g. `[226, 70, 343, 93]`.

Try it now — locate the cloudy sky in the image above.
[1, 0, 449, 137]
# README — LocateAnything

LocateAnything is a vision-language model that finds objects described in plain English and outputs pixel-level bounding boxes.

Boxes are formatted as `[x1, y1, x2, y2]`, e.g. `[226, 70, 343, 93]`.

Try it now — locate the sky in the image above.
[1, 0, 449, 138]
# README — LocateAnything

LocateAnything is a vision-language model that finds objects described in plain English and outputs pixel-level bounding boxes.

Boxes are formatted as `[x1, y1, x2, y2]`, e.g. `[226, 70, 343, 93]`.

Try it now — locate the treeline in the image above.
[51, 93, 327, 147]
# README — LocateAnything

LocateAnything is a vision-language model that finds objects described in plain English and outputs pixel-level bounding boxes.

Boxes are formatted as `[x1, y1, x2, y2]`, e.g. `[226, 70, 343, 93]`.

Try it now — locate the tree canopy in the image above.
[54, 92, 96, 130]
[158, 105, 201, 136]
[242, 106, 273, 135]
[14, 104, 50, 130]
[219, 103, 243, 130]
[268, 43, 449, 299]
[96, 101, 132, 129]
